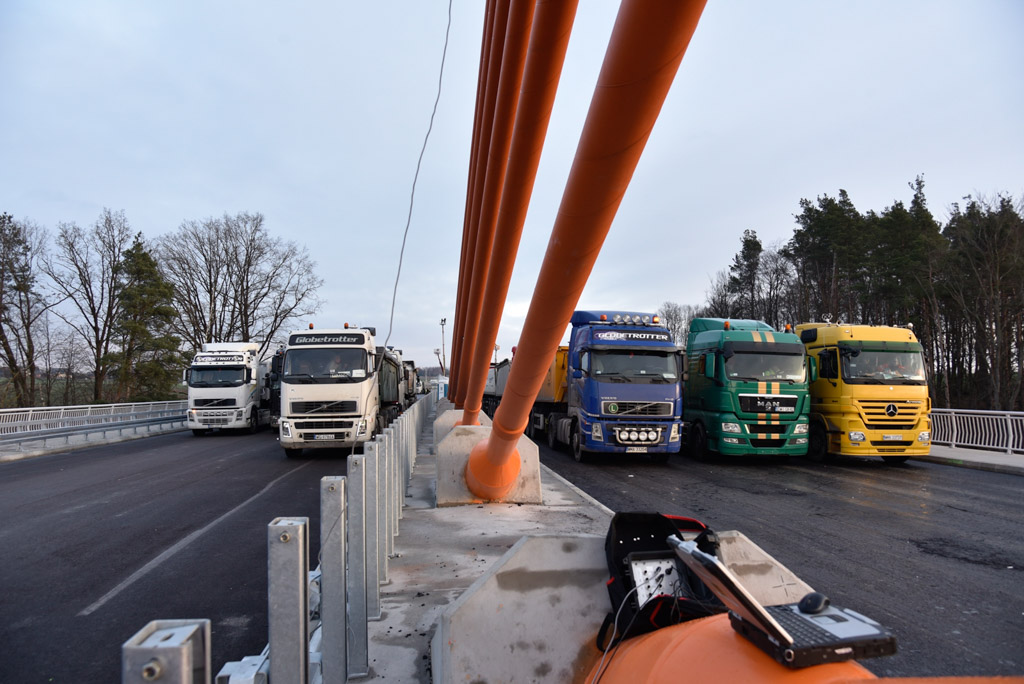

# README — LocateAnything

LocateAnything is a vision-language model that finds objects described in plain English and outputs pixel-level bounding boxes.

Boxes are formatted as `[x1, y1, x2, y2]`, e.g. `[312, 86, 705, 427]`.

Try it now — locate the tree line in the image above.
[0, 209, 321, 408]
[658, 178, 1023, 411]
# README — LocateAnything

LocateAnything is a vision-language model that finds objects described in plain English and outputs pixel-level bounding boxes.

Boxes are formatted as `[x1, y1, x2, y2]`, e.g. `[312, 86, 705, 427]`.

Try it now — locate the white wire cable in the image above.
[590, 568, 671, 684]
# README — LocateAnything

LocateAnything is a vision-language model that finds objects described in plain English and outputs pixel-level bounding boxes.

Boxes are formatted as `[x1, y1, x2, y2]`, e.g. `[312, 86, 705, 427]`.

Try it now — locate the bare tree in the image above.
[701, 269, 733, 318]
[43, 208, 134, 402]
[158, 212, 322, 357]
[0, 213, 50, 407]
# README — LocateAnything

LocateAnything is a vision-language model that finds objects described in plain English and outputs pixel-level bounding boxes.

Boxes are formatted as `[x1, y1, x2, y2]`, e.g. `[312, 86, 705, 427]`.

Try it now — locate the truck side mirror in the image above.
[703, 353, 716, 379]
[572, 369, 583, 379]
[808, 357, 818, 383]
[182, 368, 189, 385]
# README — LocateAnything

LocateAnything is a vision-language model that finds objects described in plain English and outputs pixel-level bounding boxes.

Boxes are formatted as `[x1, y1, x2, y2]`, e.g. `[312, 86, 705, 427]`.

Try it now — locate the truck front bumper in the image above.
[188, 408, 247, 429]
[279, 417, 370, 449]
[581, 418, 682, 454]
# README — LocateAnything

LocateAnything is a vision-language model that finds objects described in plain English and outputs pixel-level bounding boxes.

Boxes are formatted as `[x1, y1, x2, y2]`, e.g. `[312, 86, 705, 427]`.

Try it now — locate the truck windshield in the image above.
[189, 366, 245, 387]
[840, 349, 926, 384]
[283, 348, 368, 383]
[591, 350, 677, 383]
[724, 352, 806, 383]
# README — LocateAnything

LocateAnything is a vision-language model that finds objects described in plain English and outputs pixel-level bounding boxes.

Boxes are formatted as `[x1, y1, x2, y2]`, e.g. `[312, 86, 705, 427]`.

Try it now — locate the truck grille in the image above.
[856, 400, 925, 429]
[294, 419, 355, 430]
[291, 401, 357, 414]
[746, 424, 787, 435]
[199, 417, 230, 426]
[193, 398, 237, 407]
[602, 401, 672, 417]
[738, 394, 798, 414]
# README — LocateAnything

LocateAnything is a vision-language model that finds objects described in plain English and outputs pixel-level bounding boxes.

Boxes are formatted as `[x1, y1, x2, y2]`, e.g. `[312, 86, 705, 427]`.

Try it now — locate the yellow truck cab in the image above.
[796, 322, 931, 464]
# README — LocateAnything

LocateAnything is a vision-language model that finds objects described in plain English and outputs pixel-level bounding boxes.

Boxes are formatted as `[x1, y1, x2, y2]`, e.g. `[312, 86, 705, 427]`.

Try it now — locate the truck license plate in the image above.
[882, 434, 903, 441]
[626, 446, 648, 453]
[314, 434, 335, 440]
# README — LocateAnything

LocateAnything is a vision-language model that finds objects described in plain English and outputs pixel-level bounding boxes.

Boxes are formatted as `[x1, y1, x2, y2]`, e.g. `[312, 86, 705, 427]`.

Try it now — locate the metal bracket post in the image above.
[346, 455, 369, 678]
[361, 442, 382, 618]
[373, 437, 389, 585]
[382, 428, 396, 556]
[122, 619, 211, 684]
[319, 477, 347, 684]
[267, 517, 309, 684]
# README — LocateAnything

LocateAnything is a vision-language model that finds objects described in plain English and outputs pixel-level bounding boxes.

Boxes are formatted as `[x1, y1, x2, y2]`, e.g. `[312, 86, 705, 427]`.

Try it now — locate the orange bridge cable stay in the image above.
[455, 0, 537, 427]
[465, 0, 709, 500]
[452, 0, 509, 408]
[458, 0, 581, 429]
[451, 0, 497, 403]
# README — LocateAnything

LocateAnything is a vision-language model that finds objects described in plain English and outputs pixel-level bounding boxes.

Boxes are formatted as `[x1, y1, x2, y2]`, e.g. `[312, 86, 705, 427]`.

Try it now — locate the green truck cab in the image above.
[683, 318, 812, 458]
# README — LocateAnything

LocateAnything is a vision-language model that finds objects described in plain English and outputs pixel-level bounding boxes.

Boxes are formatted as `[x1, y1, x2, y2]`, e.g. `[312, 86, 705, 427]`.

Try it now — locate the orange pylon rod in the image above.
[466, 0, 708, 500]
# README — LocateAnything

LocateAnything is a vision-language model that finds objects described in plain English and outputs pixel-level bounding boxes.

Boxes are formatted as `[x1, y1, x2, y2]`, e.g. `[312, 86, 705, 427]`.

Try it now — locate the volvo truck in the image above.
[683, 319, 811, 459]
[516, 310, 684, 463]
[186, 342, 272, 435]
[276, 326, 405, 456]
[796, 321, 931, 464]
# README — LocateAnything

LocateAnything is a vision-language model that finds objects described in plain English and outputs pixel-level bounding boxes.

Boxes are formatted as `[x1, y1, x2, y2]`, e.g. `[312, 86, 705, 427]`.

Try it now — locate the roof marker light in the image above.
[724, 321, 731, 330]
[309, 323, 314, 329]
[600, 314, 608, 321]
[652, 315, 660, 324]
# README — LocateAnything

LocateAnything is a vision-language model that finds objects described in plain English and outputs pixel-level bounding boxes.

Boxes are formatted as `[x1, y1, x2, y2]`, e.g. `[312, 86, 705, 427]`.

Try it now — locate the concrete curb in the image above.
[911, 453, 1024, 477]
[0, 425, 188, 463]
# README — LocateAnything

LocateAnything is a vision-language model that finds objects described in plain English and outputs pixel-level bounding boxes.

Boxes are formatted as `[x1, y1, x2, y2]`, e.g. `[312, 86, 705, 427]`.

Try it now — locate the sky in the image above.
[2, 1, 1022, 370]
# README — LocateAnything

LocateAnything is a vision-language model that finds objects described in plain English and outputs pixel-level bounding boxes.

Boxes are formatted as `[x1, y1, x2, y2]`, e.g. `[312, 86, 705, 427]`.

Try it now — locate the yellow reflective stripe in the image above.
[765, 332, 775, 343]
[751, 332, 762, 342]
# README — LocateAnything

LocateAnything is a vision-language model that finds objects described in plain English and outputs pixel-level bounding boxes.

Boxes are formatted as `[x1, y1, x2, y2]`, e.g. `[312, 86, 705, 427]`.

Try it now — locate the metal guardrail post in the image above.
[346, 454, 369, 678]
[376, 436, 390, 585]
[320, 476, 347, 684]
[362, 441, 382, 620]
[122, 619, 211, 684]
[268, 517, 309, 684]
[382, 428, 395, 556]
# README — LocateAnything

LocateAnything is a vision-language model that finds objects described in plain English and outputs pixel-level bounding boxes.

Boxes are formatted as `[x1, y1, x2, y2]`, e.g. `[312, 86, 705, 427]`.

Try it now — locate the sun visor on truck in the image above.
[721, 341, 805, 357]
[838, 340, 922, 353]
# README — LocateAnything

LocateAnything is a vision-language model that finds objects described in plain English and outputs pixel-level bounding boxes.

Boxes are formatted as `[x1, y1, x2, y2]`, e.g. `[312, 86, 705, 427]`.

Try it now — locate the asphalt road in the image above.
[2, 429, 1021, 682]
[0, 429, 347, 684]
[538, 444, 1023, 678]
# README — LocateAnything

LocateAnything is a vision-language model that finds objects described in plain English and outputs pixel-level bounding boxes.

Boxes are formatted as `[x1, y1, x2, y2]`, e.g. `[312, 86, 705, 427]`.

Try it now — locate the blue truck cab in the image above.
[536, 310, 683, 463]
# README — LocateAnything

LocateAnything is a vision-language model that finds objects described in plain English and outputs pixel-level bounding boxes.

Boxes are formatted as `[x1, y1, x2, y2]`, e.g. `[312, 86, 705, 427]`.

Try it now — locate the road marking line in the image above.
[78, 461, 314, 616]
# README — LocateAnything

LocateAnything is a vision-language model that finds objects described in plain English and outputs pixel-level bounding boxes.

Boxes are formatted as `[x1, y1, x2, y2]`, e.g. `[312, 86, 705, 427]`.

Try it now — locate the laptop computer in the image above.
[668, 536, 897, 669]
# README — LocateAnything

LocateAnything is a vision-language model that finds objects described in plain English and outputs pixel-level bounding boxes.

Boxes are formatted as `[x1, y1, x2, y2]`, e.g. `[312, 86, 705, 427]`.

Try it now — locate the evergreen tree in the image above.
[108, 235, 185, 401]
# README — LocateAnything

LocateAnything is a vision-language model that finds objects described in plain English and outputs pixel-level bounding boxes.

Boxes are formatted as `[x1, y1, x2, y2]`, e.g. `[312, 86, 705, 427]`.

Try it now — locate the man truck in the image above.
[276, 326, 406, 457]
[796, 321, 931, 464]
[186, 342, 272, 435]
[508, 310, 684, 463]
[683, 319, 811, 459]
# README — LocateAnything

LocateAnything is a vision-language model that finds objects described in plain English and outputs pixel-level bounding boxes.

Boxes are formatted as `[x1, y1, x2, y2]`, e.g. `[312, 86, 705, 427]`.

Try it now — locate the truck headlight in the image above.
[794, 423, 809, 434]
[849, 431, 866, 442]
[357, 419, 367, 436]
[669, 423, 680, 441]
[795, 438, 808, 445]
[918, 431, 930, 442]
[236, 410, 244, 420]
[281, 421, 292, 438]
[722, 437, 740, 444]
[592, 423, 603, 441]
[722, 422, 741, 433]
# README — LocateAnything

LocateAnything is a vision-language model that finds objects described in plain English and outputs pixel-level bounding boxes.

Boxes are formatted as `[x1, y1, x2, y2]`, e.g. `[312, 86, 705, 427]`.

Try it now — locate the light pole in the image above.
[434, 348, 444, 375]
[493, 344, 500, 388]
[439, 317, 447, 376]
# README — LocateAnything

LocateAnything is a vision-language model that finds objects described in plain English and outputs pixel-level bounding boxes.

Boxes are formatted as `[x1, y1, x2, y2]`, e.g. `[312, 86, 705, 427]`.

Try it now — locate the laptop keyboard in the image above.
[767, 606, 840, 646]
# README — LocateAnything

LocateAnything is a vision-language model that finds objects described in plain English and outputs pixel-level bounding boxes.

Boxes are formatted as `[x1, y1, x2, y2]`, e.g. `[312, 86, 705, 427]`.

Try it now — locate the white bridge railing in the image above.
[0, 401, 187, 449]
[931, 408, 1024, 455]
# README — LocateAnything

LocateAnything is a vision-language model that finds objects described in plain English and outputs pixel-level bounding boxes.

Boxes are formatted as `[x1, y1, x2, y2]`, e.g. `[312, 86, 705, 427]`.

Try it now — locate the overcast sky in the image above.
[2, 1, 1022, 369]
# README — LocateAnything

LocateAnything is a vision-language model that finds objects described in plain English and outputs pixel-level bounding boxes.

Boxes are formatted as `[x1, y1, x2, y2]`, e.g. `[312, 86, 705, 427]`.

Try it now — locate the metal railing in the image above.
[122, 390, 437, 684]
[0, 401, 187, 450]
[931, 408, 1024, 455]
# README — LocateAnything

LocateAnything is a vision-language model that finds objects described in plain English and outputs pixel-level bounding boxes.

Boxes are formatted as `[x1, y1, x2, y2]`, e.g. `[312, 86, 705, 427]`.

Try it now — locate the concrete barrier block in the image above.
[431, 535, 607, 684]
[433, 409, 492, 448]
[435, 425, 542, 506]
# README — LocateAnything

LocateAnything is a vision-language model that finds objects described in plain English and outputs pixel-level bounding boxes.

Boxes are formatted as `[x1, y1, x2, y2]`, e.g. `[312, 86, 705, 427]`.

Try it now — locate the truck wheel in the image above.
[247, 410, 259, 434]
[571, 425, 589, 463]
[191, 429, 207, 437]
[546, 420, 558, 450]
[808, 423, 828, 462]
[525, 414, 535, 441]
[688, 423, 710, 460]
